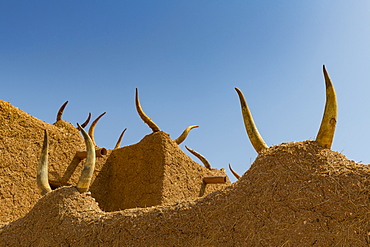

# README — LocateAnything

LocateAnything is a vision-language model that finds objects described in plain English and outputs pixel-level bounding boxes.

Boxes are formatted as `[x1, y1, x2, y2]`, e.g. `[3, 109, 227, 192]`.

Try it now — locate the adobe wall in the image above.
[93, 131, 230, 212]
[0, 100, 87, 222]
[0, 100, 229, 222]
[2, 141, 370, 246]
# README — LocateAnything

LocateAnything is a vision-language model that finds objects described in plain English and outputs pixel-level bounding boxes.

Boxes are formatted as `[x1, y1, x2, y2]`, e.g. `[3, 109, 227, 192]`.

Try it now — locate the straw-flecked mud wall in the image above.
[2, 140, 370, 246]
[2, 99, 370, 246]
[0, 100, 228, 223]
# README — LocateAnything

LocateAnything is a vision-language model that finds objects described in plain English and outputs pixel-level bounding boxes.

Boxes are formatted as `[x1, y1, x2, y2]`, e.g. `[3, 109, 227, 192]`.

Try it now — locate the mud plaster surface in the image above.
[95, 131, 228, 212]
[2, 141, 370, 246]
[0, 100, 227, 222]
[2, 100, 370, 246]
[0, 100, 87, 222]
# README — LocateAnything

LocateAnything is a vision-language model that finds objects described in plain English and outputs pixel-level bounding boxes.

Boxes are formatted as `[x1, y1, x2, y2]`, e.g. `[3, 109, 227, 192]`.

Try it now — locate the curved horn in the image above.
[37, 129, 52, 195]
[315, 65, 338, 149]
[56, 101, 68, 122]
[80, 112, 92, 128]
[114, 128, 127, 149]
[135, 88, 160, 132]
[88, 112, 106, 147]
[185, 146, 212, 170]
[228, 164, 241, 180]
[235, 88, 268, 153]
[174, 125, 199, 145]
[76, 123, 96, 193]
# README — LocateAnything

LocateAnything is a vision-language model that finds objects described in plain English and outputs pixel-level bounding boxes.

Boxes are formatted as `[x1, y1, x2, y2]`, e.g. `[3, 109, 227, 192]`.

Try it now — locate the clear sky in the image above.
[1, 1, 370, 181]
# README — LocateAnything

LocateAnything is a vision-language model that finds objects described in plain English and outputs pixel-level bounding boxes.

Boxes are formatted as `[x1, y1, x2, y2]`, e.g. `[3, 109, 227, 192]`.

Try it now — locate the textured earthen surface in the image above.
[2, 141, 370, 246]
[0, 100, 85, 222]
[0, 100, 228, 222]
[92, 131, 228, 212]
[2, 100, 370, 246]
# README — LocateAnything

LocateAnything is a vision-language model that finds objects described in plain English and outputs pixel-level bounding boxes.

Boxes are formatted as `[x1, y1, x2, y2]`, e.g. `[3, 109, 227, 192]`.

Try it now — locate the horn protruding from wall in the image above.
[135, 88, 161, 132]
[88, 112, 106, 147]
[174, 125, 199, 145]
[37, 129, 52, 195]
[56, 101, 68, 122]
[235, 88, 268, 153]
[76, 123, 96, 193]
[185, 146, 212, 170]
[315, 65, 338, 149]
[80, 112, 92, 128]
[228, 164, 241, 180]
[114, 128, 127, 149]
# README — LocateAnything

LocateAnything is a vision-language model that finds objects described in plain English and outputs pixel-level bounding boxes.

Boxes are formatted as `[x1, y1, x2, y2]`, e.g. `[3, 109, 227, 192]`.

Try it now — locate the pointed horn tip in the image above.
[90, 112, 107, 126]
[234, 87, 245, 100]
[228, 163, 241, 180]
[77, 123, 87, 134]
[323, 65, 328, 74]
[135, 89, 140, 103]
[42, 129, 49, 143]
[80, 112, 92, 128]
[61, 101, 69, 108]
[322, 65, 334, 90]
[322, 65, 331, 78]
[56, 101, 69, 121]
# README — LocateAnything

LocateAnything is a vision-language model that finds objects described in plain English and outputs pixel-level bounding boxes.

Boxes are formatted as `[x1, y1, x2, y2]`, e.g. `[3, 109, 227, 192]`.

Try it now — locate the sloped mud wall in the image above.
[92, 131, 228, 212]
[161, 133, 228, 204]
[0, 100, 228, 223]
[0, 100, 87, 222]
[1, 141, 370, 246]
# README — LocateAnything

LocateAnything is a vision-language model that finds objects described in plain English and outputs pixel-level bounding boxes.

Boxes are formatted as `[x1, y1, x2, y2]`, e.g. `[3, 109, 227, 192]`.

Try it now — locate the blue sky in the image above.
[1, 1, 370, 181]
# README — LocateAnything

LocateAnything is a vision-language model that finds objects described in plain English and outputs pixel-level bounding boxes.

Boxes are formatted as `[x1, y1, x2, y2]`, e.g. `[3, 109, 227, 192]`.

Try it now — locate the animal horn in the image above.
[88, 112, 106, 147]
[56, 101, 68, 122]
[228, 164, 241, 180]
[235, 88, 268, 153]
[185, 146, 212, 170]
[80, 112, 92, 128]
[135, 88, 160, 132]
[315, 65, 338, 149]
[174, 125, 199, 145]
[76, 124, 96, 193]
[37, 129, 52, 195]
[114, 128, 127, 149]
